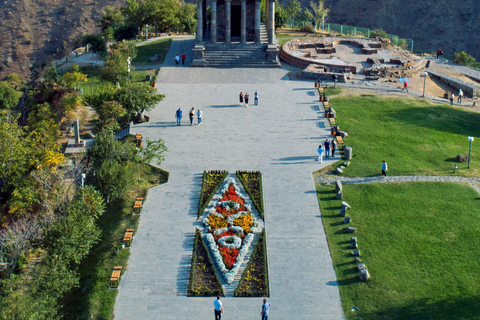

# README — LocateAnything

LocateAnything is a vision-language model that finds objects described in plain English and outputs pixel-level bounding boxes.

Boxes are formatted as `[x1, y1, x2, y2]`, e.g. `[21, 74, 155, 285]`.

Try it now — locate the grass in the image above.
[236, 171, 264, 218]
[198, 170, 229, 217]
[79, 66, 158, 94]
[329, 95, 480, 177]
[234, 230, 269, 297]
[61, 140, 169, 319]
[316, 181, 480, 320]
[187, 229, 224, 297]
[133, 38, 172, 66]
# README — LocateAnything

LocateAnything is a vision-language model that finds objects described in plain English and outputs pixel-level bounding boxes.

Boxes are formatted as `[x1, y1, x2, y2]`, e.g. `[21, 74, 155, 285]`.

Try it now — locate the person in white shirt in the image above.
[214, 296, 223, 320]
[260, 298, 271, 320]
[197, 109, 203, 125]
[254, 90, 260, 105]
[458, 89, 464, 103]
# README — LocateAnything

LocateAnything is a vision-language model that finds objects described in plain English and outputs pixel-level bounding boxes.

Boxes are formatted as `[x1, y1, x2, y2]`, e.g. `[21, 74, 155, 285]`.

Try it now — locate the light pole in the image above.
[322, 11, 325, 37]
[351, 306, 360, 320]
[127, 56, 131, 82]
[81, 173, 86, 188]
[422, 71, 428, 97]
[468, 136, 474, 169]
[146, 24, 149, 40]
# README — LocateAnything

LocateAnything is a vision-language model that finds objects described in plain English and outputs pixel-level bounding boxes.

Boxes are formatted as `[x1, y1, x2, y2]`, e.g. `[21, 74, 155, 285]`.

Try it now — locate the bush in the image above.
[456, 154, 468, 162]
[114, 24, 139, 41]
[370, 28, 389, 38]
[82, 34, 106, 54]
[454, 51, 476, 66]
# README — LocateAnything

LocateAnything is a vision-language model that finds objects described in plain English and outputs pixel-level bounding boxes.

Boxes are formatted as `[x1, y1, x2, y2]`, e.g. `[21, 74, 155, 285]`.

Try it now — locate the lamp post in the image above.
[322, 11, 325, 37]
[146, 24, 149, 40]
[422, 71, 428, 97]
[127, 56, 131, 82]
[468, 136, 474, 169]
[351, 306, 360, 320]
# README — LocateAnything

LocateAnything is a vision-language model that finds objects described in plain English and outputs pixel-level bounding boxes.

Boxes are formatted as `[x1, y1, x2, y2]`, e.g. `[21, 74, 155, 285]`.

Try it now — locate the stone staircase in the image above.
[191, 24, 280, 68]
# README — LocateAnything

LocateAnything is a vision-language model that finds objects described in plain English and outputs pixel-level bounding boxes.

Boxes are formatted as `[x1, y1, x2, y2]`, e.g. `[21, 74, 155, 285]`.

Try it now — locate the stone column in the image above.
[211, 0, 217, 44]
[225, 0, 231, 45]
[196, 0, 203, 42]
[241, 0, 246, 44]
[268, 0, 275, 44]
[254, 0, 261, 44]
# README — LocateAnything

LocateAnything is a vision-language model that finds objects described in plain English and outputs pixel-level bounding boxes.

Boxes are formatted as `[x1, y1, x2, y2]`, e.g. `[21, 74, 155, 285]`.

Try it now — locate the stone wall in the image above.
[427, 69, 480, 98]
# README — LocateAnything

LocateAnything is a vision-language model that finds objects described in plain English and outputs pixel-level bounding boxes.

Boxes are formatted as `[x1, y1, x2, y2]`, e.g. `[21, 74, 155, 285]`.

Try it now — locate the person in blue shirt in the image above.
[260, 298, 271, 320]
[175, 108, 182, 126]
[382, 160, 388, 177]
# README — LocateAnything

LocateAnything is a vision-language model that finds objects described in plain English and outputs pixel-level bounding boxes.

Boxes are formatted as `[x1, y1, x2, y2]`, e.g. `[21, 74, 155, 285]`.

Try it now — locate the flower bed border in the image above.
[233, 230, 269, 297]
[236, 171, 264, 219]
[187, 229, 224, 296]
[198, 170, 229, 218]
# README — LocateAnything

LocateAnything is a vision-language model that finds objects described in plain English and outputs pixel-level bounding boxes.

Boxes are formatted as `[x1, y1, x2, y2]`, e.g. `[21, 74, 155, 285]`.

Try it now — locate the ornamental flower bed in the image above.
[202, 178, 264, 284]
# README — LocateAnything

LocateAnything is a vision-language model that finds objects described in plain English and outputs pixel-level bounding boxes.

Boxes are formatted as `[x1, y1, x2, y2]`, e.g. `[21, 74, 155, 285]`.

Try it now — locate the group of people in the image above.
[175, 107, 203, 126]
[174, 53, 187, 65]
[239, 90, 260, 107]
[317, 139, 336, 163]
[214, 296, 270, 320]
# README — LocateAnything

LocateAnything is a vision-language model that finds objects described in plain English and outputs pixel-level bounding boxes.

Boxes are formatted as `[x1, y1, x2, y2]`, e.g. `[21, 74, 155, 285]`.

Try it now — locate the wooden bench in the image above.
[323, 101, 329, 108]
[110, 266, 123, 289]
[329, 118, 336, 125]
[133, 199, 143, 214]
[318, 87, 324, 94]
[123, 229, 134, 247]
[336, 136, 344, 145]
[135, 133, 143, 147]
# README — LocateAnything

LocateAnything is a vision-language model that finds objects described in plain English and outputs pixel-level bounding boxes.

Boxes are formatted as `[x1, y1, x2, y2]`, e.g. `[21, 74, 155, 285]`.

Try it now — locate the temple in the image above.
[191, 0, 280, 67]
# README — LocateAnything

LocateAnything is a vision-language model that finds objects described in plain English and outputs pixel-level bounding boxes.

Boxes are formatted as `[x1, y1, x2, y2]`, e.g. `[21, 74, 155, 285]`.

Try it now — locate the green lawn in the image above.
[133, 38, 172, 66]
[330, 95, 480, 177]
[317, 181, 480, 320]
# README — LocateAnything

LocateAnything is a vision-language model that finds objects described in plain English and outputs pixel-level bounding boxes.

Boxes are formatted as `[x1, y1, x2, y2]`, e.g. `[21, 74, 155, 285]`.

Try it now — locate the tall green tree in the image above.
[309, 0, 330, 34]
[115, 82, 165, 120]
[98, 6, 124, 31]
[285, 0, 302, 28]
[0, 82, 20, 110]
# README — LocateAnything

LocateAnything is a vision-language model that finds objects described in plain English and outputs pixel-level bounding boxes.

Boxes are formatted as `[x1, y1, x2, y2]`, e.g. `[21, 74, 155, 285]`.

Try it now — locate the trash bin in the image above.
[344, 146, 352, 160]
[330, 109, 336, 118]
[146, 75, 151, 81]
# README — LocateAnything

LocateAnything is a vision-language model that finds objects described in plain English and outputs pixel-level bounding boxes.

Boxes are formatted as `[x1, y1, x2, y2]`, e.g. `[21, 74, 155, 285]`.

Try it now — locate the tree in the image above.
[82, 34, 107, 54]
[98, 6, 124, 31]
[178, 1, 197, 33]
[121, 0, 142, 27]
[0, 82, 20, 110]
[285, 0, 302, 28]
[101, 50, 130, 83]
[87, 131, 133, 169]
[114, 23, 140, 41]
[133, 138, 168, 181]
[83, 82, 116, 110]
[301, 7, 313, 23]
[309, 0, 330, 35]
[94, 100, 127, 133]
[115, 82, 165, 120]
[96, 159, 134, 203]
[274, 3, 289, 29]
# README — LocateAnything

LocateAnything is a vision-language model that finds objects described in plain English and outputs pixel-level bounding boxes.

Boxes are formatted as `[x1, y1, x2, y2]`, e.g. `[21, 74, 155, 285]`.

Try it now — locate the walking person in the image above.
[450, 92, 455, 105]
[437, 48, 443, 59]
[458, 89, 463, 103]
[181, 53, 186, 65]
[175, 108, 182, 126]
[197, 109, 203, 125]
[175, 54, 180, 65]
[260, 298, 271, 320]
[401, 80, 409, 93]
[254, 90, 260, 105]
[324, 139, 330, 159]
[189, 107, 195, 126]
[239, 92, 244, 106]
[317, 144, 324, 163]
[331, 140, 336, 157]
[213, 296, 223, 320]
[382, 160, 388, 178]
[244, 92, 249, 107]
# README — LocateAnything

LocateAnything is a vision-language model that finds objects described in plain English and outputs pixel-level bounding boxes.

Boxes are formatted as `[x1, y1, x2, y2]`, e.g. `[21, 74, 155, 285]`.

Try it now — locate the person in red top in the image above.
[181, 53, 186, 65]
[402, 80, 408, 93]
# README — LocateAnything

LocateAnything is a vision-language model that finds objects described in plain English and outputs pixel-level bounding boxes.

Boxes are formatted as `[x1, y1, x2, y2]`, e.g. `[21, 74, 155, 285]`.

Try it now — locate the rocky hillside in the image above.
[0, 0, 119, 80]
[1, 0, 479, 80]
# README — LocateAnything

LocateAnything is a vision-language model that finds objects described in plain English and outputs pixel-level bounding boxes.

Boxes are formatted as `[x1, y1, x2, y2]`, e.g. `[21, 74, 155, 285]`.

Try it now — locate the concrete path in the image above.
[114, 38, 344, 320]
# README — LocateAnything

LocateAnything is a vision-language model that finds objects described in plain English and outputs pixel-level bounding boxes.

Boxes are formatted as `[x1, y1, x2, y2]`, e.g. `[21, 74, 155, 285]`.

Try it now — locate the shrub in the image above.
[370, 28, 389, 38]
[82, 34, 106, 54]
[454, 51, 476, 66]
[114, 24, 139, 41]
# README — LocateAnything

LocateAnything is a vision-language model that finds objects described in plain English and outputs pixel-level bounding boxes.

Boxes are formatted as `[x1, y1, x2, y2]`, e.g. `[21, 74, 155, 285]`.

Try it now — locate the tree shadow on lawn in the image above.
[388, 106, 480, 136]
[368, 296, 480, 320]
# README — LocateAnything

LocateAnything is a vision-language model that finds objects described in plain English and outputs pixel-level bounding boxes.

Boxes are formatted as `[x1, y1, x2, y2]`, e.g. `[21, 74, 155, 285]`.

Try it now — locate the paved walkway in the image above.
[114, 38, 344, 320]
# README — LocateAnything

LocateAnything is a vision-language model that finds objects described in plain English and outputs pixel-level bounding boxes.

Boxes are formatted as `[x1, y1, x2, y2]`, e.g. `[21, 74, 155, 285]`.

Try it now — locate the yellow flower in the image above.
[233, 214, 254, 233]
[208, 214, 228, 230]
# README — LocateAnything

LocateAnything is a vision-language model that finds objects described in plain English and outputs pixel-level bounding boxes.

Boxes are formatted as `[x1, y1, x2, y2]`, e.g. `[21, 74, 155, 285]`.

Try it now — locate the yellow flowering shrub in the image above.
[208, 215, 228, 230]
[233, 214, 254, 233]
